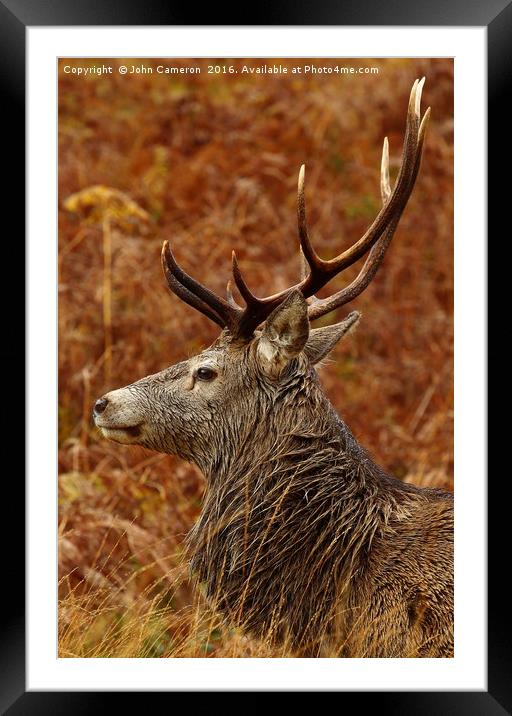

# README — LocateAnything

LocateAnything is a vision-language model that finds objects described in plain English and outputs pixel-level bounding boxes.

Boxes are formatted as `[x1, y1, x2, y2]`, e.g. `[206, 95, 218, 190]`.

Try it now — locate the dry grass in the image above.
[58, 57, 453, 657]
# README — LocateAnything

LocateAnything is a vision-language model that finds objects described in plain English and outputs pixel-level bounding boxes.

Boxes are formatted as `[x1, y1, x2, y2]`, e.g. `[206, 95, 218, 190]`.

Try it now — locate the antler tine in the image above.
[307, 221, 397, 321]
[298, 166, 322, 305]
[226, 279, 242, 309]
[315, 77, 424, 274]
[231, 251, 287, 336]
[231, 250, 260, 307]
[162, 260, 225, 327]
[221, 165, 325, 336]
[297, 164, 324, 276]
[298, 246, 309, 282]
[229, 160, 324, 316]
[161, 241, 241, 331]
[380, 136, 391, 205]
[308, 103, 430, 321]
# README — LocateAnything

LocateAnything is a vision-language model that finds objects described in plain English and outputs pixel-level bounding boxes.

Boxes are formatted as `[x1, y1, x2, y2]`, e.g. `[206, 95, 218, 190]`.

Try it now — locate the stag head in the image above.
[93, 79, 429, 470]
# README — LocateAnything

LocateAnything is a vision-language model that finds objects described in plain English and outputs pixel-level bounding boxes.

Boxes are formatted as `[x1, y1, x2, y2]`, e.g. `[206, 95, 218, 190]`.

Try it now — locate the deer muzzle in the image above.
[92, 388, 145, 444]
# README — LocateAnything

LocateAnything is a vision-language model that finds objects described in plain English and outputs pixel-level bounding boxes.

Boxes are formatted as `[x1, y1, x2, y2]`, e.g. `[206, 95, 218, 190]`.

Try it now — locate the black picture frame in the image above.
[2, 0, 503, 711]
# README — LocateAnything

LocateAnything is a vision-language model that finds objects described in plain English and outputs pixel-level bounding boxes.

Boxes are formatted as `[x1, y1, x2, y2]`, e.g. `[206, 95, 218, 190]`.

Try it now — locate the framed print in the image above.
[1, 0, 505, 710]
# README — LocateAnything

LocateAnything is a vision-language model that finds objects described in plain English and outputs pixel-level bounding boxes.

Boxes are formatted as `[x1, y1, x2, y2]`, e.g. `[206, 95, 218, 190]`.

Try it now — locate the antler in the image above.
[162, 78, 430, 338]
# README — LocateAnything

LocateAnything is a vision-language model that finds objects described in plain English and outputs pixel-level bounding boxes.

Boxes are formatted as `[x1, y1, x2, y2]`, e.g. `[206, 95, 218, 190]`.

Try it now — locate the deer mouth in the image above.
[96, 422, 144, 443]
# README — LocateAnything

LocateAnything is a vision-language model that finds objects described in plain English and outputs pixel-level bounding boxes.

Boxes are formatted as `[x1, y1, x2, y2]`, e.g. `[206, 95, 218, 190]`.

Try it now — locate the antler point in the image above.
[415, 77, 426, 115]
[298, 164, 305, 190]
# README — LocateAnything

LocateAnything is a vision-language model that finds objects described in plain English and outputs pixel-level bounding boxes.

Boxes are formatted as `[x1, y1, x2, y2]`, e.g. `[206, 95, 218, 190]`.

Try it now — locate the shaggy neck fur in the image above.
[186, 359, 423, 655]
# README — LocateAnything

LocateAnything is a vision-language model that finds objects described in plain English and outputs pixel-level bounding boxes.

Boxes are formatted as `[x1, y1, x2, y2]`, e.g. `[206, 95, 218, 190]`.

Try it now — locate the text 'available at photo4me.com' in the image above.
[62, 62, 381, 77]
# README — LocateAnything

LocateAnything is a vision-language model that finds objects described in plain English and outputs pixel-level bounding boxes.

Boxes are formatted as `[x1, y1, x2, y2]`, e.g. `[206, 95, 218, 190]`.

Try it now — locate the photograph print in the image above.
[58, 57, 454, 658]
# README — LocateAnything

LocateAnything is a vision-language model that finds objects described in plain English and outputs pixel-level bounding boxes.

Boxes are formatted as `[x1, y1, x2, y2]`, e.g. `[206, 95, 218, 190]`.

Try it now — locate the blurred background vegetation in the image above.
[58, 57, 453, 657]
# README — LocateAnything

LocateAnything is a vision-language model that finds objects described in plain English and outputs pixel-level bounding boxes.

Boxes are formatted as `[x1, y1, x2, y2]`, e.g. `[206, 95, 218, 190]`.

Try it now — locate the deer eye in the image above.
[196, 366, 217, 381]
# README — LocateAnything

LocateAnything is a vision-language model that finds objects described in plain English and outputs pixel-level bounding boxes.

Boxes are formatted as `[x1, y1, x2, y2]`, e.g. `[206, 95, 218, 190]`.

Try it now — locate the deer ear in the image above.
[304, 311, 361, 365]
[257, 290, 310, 376]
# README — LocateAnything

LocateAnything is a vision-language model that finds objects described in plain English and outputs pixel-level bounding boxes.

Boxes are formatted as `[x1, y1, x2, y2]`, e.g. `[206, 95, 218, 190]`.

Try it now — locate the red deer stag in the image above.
[94, 78, 453, 657]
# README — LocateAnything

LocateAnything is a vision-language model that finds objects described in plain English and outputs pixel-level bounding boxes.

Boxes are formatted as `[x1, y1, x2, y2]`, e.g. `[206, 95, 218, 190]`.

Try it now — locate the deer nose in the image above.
[93, 397, 109, 416]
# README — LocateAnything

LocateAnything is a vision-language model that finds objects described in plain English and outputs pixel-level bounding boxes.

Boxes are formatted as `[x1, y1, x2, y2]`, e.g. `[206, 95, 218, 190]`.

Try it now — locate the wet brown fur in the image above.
[186, 335, 453, 657]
